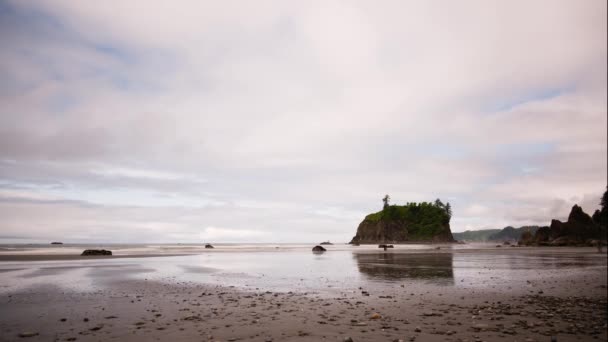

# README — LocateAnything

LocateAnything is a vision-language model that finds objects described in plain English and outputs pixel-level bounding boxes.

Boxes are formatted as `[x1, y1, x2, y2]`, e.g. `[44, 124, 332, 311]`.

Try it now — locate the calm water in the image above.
[0, 244, 605, 295]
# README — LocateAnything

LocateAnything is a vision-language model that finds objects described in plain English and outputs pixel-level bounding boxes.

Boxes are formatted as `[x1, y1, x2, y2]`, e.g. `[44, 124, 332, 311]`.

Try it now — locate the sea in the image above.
[0, 243, 605, 296]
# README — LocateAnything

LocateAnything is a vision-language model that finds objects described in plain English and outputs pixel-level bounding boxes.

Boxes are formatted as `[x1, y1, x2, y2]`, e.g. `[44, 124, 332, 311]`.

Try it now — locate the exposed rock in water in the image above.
[50, 242, 63, 245]
[81, 249, 112, 256]
[519, 205, 607, 246]
[319, 241, 333, 245]
[378, 244, 394, 250]
[350, 202, 454, 244]
[312, 245, 327, 252]
[205, 244, 214, 249]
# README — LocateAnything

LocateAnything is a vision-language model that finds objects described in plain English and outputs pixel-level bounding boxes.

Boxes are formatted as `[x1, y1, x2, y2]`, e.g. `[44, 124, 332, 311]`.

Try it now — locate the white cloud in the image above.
[0, 0, 605, 241]
[199, 227, 268, 242]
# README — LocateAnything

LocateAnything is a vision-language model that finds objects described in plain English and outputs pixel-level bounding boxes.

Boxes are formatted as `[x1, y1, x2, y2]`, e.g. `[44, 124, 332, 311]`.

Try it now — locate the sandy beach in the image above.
[0, 245, 606, 342]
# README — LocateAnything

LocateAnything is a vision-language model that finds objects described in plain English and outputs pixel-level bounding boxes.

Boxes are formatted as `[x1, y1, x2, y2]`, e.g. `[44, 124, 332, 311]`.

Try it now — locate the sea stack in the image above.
[350, 200, 455, 244]
[519, 204, 607, 246]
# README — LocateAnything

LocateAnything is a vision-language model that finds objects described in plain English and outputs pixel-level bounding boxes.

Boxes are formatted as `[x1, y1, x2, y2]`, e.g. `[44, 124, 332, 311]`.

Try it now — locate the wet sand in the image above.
[0, 246, 606, 341]
[0, 254, 186, 262]
[1, 276, 606, 342]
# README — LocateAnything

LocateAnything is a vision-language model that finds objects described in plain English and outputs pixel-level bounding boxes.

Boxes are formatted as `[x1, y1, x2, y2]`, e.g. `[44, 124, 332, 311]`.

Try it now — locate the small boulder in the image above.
[81, 249, 112, 256]
[205, 244, 214, 249]
[18, 332, 39, 338]
[312, 245, 327, 252]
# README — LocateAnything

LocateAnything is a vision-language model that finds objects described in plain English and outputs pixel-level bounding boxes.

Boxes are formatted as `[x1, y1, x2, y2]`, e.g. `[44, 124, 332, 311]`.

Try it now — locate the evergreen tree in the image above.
[382, 194, 391, 209]
[594, 186, 608, 228]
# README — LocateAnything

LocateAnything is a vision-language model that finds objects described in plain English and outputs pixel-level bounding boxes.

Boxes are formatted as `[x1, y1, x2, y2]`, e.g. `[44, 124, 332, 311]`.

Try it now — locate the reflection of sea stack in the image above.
[354, 253, 454, 283]
[350, 199, 455, 244]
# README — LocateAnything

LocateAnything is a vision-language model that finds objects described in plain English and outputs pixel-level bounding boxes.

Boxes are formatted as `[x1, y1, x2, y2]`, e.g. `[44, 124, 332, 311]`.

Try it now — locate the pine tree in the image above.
[382, 194, 391, 209]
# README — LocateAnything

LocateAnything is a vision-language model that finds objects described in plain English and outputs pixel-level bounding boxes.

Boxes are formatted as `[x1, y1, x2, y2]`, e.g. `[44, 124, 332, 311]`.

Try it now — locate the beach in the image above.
[0, 244, 606, 341]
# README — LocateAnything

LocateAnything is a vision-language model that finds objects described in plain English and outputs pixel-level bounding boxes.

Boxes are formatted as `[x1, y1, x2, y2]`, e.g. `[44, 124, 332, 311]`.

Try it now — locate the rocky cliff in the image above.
[519, 205, 606, 246]
[350, 203, 455, 244]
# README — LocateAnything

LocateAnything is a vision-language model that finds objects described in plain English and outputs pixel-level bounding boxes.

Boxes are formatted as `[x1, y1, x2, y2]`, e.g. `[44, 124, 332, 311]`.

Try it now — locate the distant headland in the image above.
[350, 195, 455, 244]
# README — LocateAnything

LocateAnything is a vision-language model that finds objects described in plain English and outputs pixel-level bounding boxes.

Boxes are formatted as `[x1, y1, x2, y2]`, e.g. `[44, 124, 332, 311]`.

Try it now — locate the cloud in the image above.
[199, 227, 268, 242]
[0, 0, 606, 241]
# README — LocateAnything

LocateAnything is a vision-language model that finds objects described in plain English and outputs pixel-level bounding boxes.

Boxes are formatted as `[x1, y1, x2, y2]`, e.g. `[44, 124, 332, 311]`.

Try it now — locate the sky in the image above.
[0, 0, 606, 243]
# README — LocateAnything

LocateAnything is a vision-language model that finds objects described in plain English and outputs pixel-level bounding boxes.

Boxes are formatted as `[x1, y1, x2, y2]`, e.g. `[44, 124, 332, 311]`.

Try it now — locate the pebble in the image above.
[18, 332, 38, 338]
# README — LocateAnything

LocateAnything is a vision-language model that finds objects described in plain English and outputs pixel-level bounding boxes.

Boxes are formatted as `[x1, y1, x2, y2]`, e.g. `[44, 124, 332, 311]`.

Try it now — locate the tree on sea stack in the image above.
[445, 202, 452, 219]
[382, 194, 391, 209]
[434, 198, 452, 219]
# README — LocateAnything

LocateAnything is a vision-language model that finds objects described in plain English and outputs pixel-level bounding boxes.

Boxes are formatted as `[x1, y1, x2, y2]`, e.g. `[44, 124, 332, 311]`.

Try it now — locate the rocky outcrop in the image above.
[312, 245, 327, 252]
[81, 249, 112, 256]
[519, 205, 605, 246]
[205, 244, 214, 249]
[350, 203, 455, 244]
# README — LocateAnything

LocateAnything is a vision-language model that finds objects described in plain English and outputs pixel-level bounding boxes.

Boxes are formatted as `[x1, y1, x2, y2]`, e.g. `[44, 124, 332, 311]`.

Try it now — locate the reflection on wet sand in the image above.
[354, 252, 454, 285]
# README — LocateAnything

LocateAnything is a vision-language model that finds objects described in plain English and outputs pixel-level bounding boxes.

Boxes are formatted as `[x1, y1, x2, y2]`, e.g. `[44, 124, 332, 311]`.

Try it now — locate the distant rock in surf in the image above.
[319, 241, 333, 245]
[205, 244, 214, 249]
[312, 245, 327, 252]
[50, 242, 63, 245]
[81, 249, 112, 256]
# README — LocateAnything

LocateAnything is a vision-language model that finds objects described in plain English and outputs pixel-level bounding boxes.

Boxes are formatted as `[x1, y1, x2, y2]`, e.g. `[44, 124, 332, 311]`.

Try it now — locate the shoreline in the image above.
[0, 246, 606, 341]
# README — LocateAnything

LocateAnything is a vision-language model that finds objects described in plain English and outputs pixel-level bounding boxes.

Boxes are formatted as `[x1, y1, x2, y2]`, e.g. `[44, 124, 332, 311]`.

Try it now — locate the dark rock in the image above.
[319, 241, 333, 245]
[205, 244, 214, 249]
[519, 205, 605, 246]
[312, 245, 327, 252]
[50, 242, 63, 245]
[81, 249, 112, 256]
[18, 332, 38, 338]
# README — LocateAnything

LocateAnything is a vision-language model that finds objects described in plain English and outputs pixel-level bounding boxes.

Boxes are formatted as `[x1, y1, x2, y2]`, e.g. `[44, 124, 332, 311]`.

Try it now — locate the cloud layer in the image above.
[0, 0, 606, 242]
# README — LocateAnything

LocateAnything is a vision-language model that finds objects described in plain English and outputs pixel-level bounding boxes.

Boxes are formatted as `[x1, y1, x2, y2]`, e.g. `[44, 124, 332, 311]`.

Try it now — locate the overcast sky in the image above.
[0, 0, 606, 243]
